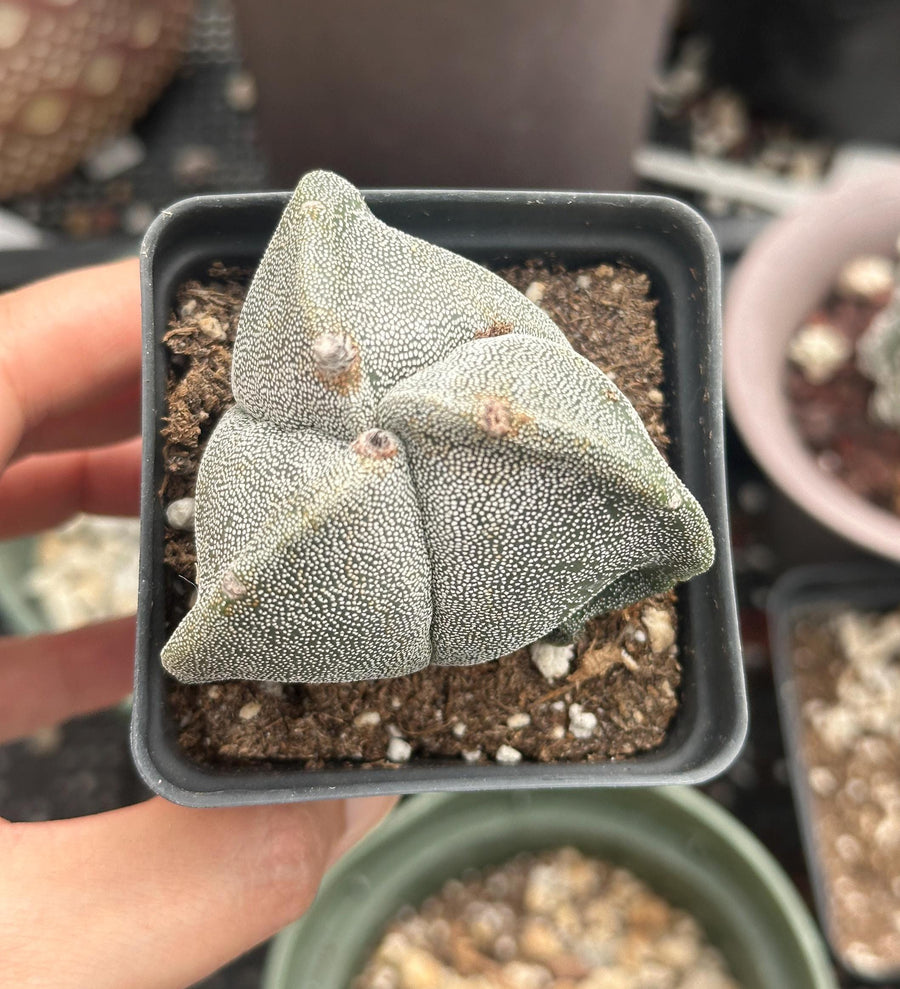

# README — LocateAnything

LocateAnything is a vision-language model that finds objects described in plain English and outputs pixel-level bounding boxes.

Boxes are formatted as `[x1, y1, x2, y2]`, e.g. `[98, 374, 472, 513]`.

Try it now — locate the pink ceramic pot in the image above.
[725, 167, 900, 561]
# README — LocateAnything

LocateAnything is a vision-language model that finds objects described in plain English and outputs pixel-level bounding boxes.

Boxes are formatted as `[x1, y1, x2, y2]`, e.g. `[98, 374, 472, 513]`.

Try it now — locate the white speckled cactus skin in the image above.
[161, 170, 715, 684]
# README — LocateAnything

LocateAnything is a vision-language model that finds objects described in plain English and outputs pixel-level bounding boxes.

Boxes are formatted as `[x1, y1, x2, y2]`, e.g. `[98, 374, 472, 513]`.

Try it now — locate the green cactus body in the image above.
[859, 274, 900, 427]
[161, 170, 715, 684]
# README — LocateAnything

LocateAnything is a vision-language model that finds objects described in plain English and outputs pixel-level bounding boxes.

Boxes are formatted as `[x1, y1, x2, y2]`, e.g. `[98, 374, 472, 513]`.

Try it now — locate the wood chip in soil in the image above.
[162, 260, 682, 769]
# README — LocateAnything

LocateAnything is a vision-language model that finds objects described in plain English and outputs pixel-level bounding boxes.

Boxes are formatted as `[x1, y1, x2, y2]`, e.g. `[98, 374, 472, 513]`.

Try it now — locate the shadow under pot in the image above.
[131, 181, 745, 806]
[769, 562, 900, 982]
[263, 788, 837, 989]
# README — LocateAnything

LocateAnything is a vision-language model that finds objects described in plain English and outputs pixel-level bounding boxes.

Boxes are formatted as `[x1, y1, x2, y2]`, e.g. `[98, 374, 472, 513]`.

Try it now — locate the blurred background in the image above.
[2, 1, 900, 986]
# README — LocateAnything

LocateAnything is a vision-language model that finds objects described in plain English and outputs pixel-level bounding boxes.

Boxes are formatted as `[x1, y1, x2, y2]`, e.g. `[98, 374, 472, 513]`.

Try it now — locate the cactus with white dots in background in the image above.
[858, 239, 900, 427]
[161, 170, 714, 684]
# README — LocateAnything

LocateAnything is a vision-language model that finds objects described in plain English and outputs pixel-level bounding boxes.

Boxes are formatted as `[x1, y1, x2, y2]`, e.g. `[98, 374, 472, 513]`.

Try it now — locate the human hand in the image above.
[0, 260, 395, 988]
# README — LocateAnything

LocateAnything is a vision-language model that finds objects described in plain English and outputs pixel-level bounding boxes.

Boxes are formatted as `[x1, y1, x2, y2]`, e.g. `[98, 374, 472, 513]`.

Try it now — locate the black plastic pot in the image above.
[768, 562, 900, 982]
[132, 188, 746, 806]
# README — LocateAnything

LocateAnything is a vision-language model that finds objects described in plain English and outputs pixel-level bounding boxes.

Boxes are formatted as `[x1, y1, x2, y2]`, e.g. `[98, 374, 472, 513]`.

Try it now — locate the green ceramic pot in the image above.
[263, 787, 836, 989]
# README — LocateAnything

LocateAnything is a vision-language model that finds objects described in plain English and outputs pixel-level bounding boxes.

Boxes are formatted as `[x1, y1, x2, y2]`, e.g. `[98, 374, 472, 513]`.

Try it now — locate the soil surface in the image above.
[354, 846, 742, 989]
[162, 261, 682, 769]
[791, 606, 900, 978]
[786, 288, 900, 514]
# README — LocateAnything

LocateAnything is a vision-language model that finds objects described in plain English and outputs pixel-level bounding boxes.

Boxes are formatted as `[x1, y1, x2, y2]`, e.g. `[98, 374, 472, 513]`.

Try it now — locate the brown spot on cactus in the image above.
[475, 320, 513, 340]
[161, 170, 715, 684]
[476, 395, 531, 438]
[300, 199, 325, 220]
[351, 428, 399, 461]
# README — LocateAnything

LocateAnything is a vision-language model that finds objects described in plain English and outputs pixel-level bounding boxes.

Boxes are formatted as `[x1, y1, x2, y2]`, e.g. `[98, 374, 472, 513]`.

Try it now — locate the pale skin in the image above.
[0, 260, 396, 987]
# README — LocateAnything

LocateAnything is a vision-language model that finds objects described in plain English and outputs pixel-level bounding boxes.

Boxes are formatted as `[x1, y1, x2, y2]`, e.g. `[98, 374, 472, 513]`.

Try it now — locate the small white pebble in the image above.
[524, 281, 546, 304]
[495, 744, 523, 765]
[550, 724, 566, 740]
[835, 833, 862, 863]
[387, 737, 412, 762]
[788, 321, 851, 385]
[354, 710, 381, 728]
[808, 765, 837, 797]
[238, 701, 261, 721]
[462, 748, 482, 763]
[568, 703, 598, 739]
[576, 273, 592, 290]
[647, 387, 664, 404]
[452, 722, 467, 738]
[619, 648, 640, 672]
[165, 496, 196, 531]
[387, 724, 403, 738]
[507, 712, 531, 730]
[836, 254, 894, 302]
[529, 641, 574, 681]
[550, 700, 566, 712]
[207, 685, 221, 700]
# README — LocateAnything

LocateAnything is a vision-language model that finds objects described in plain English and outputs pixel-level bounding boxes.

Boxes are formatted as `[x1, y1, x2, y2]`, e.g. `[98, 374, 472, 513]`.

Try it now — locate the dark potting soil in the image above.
[162, 261, 682, 769]
[786, 288, 900, 514]
[791, 606, 900, 977]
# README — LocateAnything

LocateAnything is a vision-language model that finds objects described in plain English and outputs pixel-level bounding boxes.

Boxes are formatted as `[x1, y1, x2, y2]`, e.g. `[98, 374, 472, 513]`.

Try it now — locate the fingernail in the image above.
[329, 796, 397, 866]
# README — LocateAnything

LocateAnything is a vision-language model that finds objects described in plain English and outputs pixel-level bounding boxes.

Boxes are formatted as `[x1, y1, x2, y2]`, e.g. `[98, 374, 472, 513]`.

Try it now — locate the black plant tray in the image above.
[768, 562, 900, 983]
[132, 188, 747, 806]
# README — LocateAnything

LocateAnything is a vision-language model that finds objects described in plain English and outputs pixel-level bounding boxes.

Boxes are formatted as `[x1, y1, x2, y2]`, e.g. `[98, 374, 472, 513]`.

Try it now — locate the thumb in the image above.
[0, 794, 395, 989]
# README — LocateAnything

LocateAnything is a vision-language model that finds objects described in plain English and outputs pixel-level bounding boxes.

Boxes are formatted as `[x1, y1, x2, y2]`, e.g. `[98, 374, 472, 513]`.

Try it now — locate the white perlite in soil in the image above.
[26, 514, 140, 631]
[353, 846, 741, 989]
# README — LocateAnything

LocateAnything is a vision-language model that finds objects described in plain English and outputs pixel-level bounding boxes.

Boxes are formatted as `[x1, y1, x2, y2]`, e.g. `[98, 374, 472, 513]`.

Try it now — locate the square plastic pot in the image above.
[768, 562, 900, 982]
[131, 188, 746, 806]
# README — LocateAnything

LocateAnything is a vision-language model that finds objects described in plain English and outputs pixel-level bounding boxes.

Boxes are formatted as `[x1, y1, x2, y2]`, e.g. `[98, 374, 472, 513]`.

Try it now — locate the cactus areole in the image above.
[161, 170, 715, 684]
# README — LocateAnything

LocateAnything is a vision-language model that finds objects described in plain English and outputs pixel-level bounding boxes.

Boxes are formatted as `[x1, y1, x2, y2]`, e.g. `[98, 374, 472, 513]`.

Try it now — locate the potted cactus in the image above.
[131, 171, 745, 805]
[724, 166, 900, 561]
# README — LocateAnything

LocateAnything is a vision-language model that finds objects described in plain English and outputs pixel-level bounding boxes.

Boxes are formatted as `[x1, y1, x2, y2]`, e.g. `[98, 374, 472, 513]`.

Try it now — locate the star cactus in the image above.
[161, 170, 714, 684]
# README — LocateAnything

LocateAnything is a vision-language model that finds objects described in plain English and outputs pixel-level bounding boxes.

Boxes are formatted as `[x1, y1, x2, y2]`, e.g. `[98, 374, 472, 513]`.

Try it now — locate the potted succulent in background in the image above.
[769, 562, 900, 982]
[724, 165, 900, 561]
[131, 170, 745, 805]
[262, 788, 837, 989]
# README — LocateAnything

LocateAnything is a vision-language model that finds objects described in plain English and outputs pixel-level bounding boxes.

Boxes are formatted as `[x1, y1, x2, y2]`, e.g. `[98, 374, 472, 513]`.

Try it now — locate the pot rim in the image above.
[262, 786, 836, 989]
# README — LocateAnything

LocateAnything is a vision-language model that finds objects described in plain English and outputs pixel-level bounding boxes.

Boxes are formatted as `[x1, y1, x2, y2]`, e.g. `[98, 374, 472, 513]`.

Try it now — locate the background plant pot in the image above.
[724, 166, 900, 562]
[262, 788, 836, 989]
[768, 562, 900, 982]
[132, 188, 745, 806]
[232, 0, 674, 191]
